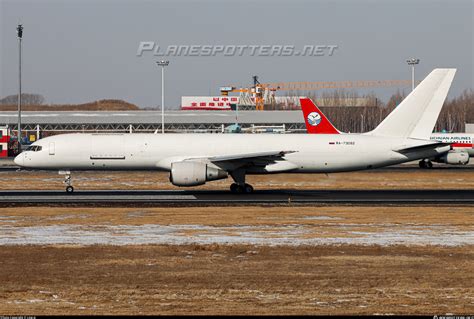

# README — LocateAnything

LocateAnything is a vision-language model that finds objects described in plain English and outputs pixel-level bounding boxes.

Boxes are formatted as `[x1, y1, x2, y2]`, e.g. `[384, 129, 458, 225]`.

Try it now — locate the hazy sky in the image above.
[1, 0, 472, 109]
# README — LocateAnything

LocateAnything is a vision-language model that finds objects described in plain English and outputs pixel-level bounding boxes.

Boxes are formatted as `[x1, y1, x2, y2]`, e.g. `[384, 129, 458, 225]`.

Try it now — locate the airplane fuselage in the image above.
[15, 133, 449, 173]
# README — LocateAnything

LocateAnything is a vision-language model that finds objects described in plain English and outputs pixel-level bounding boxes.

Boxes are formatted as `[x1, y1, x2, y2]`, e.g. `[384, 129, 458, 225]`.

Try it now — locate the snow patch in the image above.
[0, 223, 472, 247]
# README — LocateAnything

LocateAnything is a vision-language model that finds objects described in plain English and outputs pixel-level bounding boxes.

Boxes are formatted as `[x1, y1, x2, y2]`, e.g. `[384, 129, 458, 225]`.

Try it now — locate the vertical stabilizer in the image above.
[300, 98, 340, 134]
[370, 68, 456, 139]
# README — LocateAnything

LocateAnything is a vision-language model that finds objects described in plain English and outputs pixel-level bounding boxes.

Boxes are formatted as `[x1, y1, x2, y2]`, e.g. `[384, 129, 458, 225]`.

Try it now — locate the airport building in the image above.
[181, 96, 303, 111]
[466, 124, 474, 133]
[0, 110, 307, 137]
[1, 110, 472, 137]
[180, 96, 374, 111]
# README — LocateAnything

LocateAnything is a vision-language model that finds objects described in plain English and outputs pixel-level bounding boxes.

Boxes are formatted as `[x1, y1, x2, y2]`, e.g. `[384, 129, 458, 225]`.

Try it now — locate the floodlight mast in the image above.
[406, 58, 420, 91]
[156, 60, 169, 134]
[17, 24, 23, 151]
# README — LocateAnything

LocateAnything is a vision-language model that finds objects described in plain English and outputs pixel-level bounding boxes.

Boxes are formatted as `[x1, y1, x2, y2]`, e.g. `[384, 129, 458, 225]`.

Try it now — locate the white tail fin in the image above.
[370, 68, 456, 139]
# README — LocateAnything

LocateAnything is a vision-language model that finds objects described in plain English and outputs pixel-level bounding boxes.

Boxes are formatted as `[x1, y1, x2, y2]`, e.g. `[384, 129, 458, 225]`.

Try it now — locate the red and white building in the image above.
[0, 127, 10, 157]
[181, 96, 378, 111]
[181, 96, 239, 110]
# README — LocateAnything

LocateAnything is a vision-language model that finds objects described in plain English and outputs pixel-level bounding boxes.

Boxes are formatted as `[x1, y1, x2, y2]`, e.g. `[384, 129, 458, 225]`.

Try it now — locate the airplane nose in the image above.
[14, 153, 24, 167]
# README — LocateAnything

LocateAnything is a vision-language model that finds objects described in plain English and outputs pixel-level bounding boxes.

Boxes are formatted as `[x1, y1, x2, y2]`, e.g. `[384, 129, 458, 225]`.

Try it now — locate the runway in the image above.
[1, 189, 473, 205]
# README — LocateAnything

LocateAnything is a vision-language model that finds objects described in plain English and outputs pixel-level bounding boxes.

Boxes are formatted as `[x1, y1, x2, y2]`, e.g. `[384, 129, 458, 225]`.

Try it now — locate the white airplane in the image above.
[15, 68, 456, 193]
[299, 88, 472, 169]
[425, 133, 473, 168]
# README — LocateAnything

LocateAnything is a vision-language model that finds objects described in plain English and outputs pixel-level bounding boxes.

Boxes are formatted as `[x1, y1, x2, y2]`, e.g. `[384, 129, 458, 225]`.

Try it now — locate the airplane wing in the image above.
[185, 150, 297, 171]
[207, 150, 295, 162]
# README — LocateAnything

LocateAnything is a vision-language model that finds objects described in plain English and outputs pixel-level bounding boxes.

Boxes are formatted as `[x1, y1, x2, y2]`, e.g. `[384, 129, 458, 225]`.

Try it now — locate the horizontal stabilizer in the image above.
[394, 142, 451, 155]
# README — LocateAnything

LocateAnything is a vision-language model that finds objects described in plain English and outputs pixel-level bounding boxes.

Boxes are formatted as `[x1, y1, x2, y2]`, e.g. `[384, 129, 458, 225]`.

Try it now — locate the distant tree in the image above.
[385, 89, 406, 109]
[435, 89, 474, 132]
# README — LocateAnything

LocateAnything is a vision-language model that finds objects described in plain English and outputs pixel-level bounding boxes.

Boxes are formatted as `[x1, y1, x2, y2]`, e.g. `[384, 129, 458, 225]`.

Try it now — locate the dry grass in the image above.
[0, 206, 473, 314]
[0, 244, 472, 315]
[2, 169, 474, 191]
[0, 206, 473, 229]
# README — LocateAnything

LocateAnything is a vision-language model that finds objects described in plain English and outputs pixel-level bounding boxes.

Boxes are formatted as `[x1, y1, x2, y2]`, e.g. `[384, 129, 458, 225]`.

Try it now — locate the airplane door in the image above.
[90, 135, 126, 168]
[49, 142, 55, 155]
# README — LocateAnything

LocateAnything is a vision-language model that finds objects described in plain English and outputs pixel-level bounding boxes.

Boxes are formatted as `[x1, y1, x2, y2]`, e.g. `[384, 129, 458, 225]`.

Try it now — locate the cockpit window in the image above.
[25, 145, 42, 152]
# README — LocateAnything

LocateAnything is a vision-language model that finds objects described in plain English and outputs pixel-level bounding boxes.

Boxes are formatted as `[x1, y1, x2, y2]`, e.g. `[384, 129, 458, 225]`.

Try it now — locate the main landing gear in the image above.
[230, 182, 254, 194]
[229, 168, 254, 194]
[418, 159, 433, 169]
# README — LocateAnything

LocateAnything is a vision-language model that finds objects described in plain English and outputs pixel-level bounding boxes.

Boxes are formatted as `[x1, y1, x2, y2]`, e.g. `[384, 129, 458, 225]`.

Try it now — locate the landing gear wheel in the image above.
[419, 160, 426, 169]
[229, 169, 253, 194]
[230, 183, 242, 194]
[230, 183, 254, 194]
[63, 173, 74, 192]
[243, 183, 254, 194]
[419, 160, 433, 169]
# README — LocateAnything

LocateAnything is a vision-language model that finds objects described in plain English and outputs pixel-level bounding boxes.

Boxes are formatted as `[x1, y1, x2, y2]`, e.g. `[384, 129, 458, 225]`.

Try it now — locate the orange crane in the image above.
[221, 77, 413, 110]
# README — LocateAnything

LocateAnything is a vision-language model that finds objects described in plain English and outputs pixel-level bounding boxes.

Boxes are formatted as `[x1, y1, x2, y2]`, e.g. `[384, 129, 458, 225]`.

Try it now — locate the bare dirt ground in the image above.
[0, 244, 473, 315]
[0, 206, 473, 315]
[1, 168, 474, 190]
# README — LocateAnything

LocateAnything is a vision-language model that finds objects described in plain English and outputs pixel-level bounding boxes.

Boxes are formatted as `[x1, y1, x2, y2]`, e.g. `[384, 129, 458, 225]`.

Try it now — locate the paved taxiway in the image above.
[1, 189, 473, 205]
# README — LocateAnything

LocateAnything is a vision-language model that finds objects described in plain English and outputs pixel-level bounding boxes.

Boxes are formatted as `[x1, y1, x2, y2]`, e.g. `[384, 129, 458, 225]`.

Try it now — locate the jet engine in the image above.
[170, 161, 228, 186]
[439, 151, 469, 165]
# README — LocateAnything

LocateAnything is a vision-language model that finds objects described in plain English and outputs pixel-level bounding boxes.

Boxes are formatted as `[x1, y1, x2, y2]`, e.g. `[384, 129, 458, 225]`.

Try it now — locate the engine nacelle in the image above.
[440, 151, 469, 165]
[170, 161, 228, 186]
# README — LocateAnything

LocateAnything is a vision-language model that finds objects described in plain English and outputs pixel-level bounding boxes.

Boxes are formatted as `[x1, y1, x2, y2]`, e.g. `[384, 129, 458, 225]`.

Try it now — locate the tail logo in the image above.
[307, 112, 322, 126]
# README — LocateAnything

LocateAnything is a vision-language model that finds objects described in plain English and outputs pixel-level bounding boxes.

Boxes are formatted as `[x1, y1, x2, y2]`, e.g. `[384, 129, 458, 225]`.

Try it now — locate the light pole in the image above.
[17, 24, 23, 151]
[406, 58, 420, 91]
[156, 60, 169, 134]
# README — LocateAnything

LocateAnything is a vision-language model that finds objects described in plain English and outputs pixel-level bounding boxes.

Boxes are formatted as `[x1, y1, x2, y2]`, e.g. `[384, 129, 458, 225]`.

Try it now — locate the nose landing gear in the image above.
[60, 170, 74, 193]
[64, 175, 74, 193]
